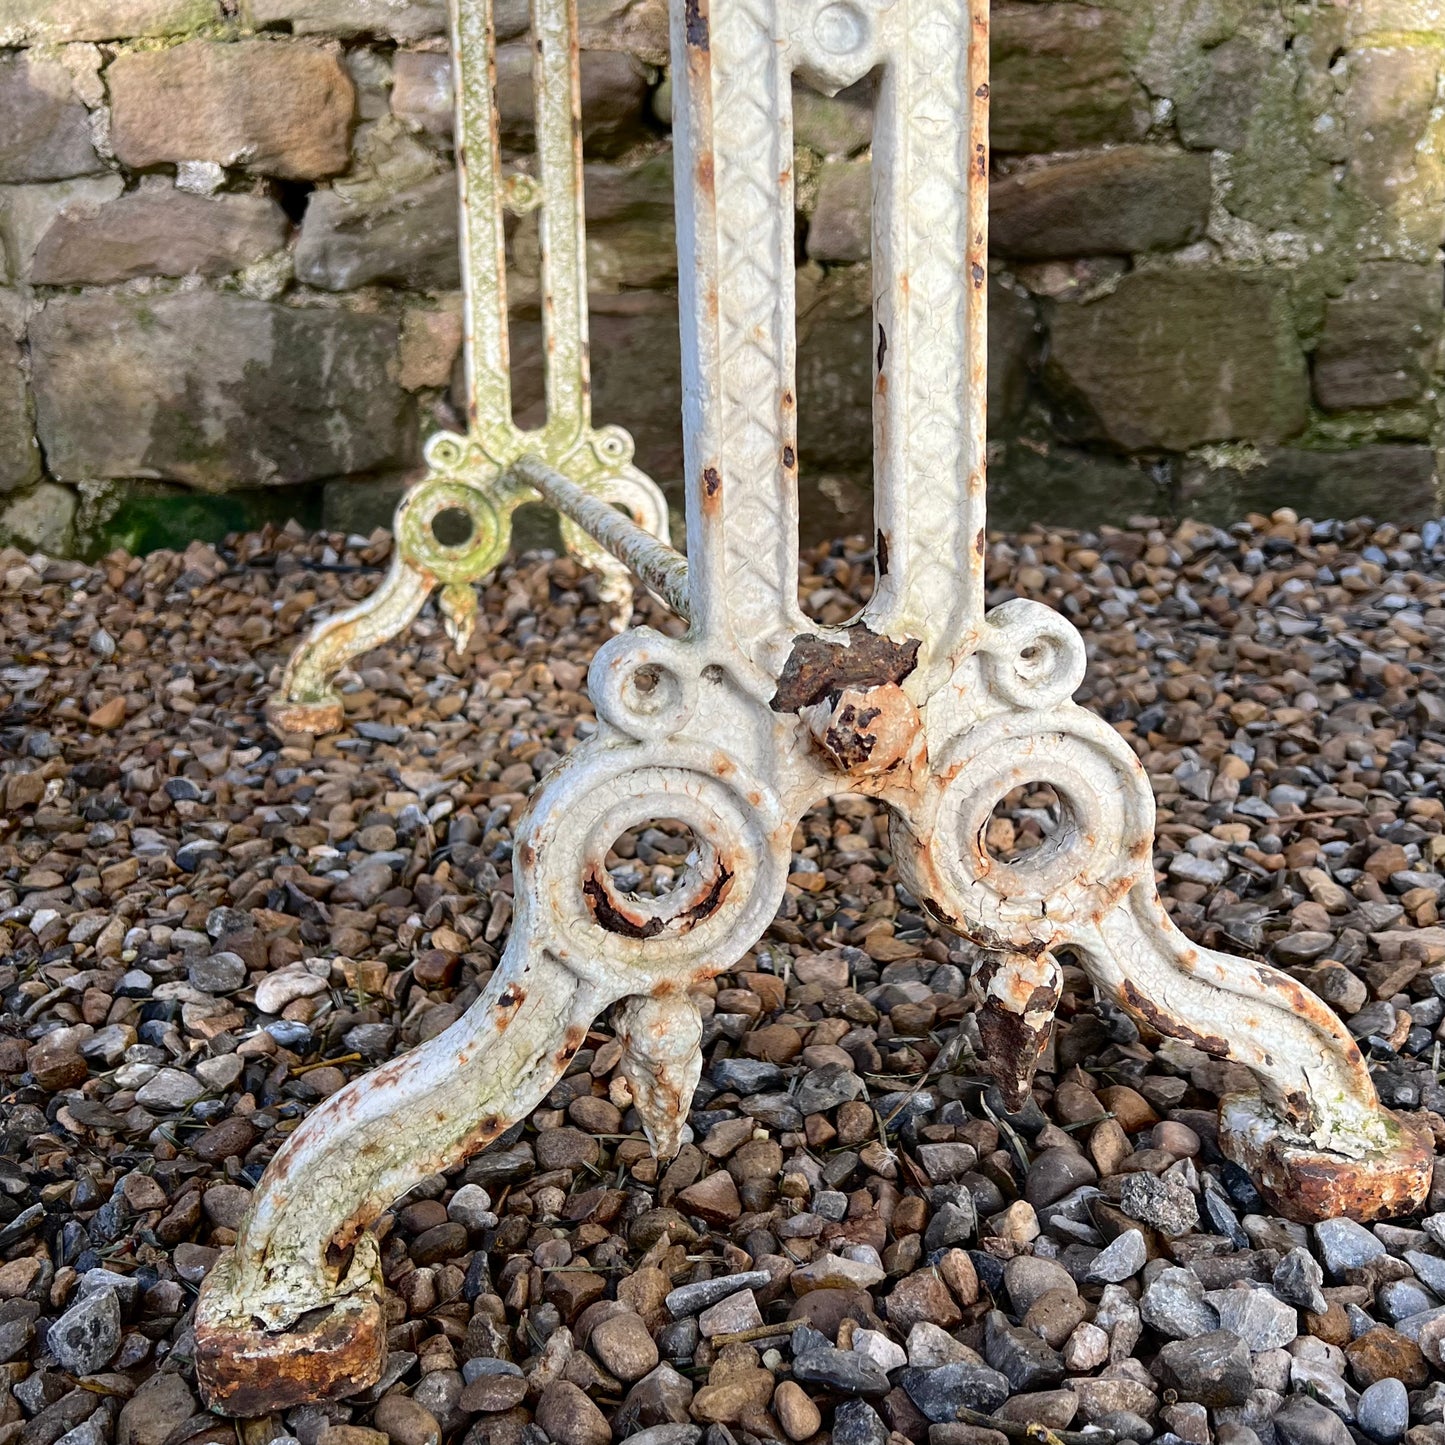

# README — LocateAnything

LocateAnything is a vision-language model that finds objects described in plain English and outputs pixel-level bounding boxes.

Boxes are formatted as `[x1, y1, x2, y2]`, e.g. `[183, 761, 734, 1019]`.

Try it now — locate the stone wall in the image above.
[0, 0, 1442, 556]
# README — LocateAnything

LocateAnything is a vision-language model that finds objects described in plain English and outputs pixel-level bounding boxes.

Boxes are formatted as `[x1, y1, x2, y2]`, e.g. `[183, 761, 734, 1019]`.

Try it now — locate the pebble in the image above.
[46, 1289, 121, 1375]
[1357, 1377, 1409, 1444]
[591, 1311, 660, 1381]
[1314, 1218, 1387, 1279]
[1207, 1287, 1299, 1351]
[665, 1272, 771, 1318]
[1088, 1229, 1147, 1283]
[773, 1381, 822, 1441]
[1141, 1267, 1220, 1340]
[899, 1362, 1011, 1421]
[1153, 1331, 1254, 1407]
[1119, 1171, 1200, 1237]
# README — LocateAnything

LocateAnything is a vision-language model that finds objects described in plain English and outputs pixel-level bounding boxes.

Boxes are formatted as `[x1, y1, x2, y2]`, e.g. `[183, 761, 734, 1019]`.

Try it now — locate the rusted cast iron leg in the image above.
[896, 603, 1431, 1223]
[1083, 895, 1433, 1222]
[269, 0, 671, 734]
[975, 950, 1063, 1111]
[198, 689, 794, 1412]
[194, 950, 599, 1413]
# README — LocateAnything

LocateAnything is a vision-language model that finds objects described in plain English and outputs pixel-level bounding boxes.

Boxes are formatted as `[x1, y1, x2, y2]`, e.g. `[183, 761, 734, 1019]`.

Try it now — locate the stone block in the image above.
[244, 0, 446, 40]
[1343, 44, 1445, 254]
[392, 52, 453, 136]
[0, 482, 76, 554]
[1044, 270, 1309, 453]
[1175, 33, 1275, 152]
[1179, 445, 1440, 525]
[31, 292, 410, 490]
[0, 294, 40, 494]
[989, 279, 1039, 429]
[0, 53, 105, 184]
[510, 154, 677, 293]
[793, 74, 876, 158]
[76, 482, 321, 559]
[0, 0, 217, 44]
[396, 44, 650, 154]
[0, 177, 125, 282]
[991, 149, 1211, 259]
[30, 185, 288, 285]
[108, 40, 355, 181]
[1313, 263, 1443, 411]
[399, 304, 463, 390]
[807, 159, 871, 264]
[1349, 0, 1445, 40]
[495, 43, 650, 156]
[988, 442, 1167, 532]
[295, 172, 459, 290]
[991, 4, 1149, 154]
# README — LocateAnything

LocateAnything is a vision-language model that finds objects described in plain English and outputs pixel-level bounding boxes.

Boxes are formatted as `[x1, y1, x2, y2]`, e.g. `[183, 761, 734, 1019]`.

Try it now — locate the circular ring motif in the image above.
[516, 756, 785, 993]
[928, 714, 1154, 936]
[589, 632, 698, 741]
[397, 479, 505, 586]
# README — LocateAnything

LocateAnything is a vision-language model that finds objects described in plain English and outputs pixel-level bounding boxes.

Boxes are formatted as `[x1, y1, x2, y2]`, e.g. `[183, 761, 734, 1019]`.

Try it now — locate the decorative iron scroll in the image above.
[205, 0, 1431, 1416]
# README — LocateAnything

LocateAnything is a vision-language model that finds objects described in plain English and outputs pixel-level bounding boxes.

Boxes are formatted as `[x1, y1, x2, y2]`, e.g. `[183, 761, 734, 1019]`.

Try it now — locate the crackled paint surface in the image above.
[198, 0, 1431, 1417]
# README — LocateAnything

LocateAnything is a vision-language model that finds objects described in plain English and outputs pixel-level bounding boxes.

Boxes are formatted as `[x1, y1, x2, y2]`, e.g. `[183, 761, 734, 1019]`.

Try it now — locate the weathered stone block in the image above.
[109, 41, 355, 181]
[991, 4, 1149, 154]
[991, 149, 1211, 258]
[31, 293, 410, 490]
[577, 0, 669, 64]
[396, 44, 650, 154]
[0, 53, 104, 184]
[0, 293, 40, 494]
[510, 155, 677, 293]
[0, 482, 76, 554]
[1045, 271, 1309, 453]
[244, 0, 446, 40]
[494, 43, 651, 157]
[392, 52, 453, 136]
[793, 75, 876, 158]
[1175, 33, 1274, 152]
[0, 0, 217, 44]
[1349, 0, 1445, 40]
[989, 441, 1166, 531]
[807, 159, 871, 264]
[990, 279, 1039, 429]
[0, 177, 125, 282]
[296, 172, 459, 291]
[1179, 445, 1439, 524]
[1343, 44, 1445, 254]
[1314, 263, 1443, 411]
[31, 186, 288, 285]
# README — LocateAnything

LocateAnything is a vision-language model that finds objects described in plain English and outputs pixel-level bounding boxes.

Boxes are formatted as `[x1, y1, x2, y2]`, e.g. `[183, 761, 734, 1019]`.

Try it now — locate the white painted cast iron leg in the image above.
[202, 0, 1432, 1419]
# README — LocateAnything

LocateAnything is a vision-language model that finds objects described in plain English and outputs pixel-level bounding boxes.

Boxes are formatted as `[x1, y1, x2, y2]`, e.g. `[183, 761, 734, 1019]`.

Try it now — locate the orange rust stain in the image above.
[974, 527, 985, 555]
[696, 154, 715, 198]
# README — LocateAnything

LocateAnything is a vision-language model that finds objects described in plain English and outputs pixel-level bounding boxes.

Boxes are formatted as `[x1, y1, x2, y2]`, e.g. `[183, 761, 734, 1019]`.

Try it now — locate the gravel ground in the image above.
[6, 511, 1445, 1445]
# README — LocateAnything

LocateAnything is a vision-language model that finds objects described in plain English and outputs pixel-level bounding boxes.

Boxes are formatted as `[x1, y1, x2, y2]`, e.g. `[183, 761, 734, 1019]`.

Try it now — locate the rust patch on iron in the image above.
[584, 863, 733, 939]
[876, 530, 889, 576]
[971, 262, 985, 288]
[782, 445, 796, 469]
[1119, 980, 1229, 1057]
[770, 623, 920, 713]
[702, 466, 722, 504]
[685, 0, 709, 49]
[195, 1292, 386, 1417]
[1227, 1110, 1433, 1224]
[876, 325, 888, 374]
